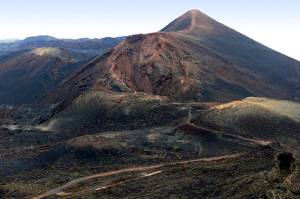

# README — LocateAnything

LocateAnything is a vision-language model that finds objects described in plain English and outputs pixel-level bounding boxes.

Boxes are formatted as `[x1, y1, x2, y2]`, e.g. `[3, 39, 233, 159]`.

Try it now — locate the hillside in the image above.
[43, 10, 300, 110]
[0, 47, 93, 104]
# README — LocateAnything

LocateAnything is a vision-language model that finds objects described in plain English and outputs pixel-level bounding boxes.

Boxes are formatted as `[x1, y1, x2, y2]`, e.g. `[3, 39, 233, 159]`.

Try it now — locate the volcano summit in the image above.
[44, 10, 300, 110]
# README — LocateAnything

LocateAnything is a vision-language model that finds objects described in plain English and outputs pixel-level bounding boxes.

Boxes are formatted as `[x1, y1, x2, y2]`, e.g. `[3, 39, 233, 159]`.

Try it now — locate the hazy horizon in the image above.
[1, 0, 299, 60]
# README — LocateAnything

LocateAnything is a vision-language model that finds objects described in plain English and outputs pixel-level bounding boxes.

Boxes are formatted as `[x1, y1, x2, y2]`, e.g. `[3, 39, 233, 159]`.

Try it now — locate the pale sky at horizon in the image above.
[0, 0, 299, 60]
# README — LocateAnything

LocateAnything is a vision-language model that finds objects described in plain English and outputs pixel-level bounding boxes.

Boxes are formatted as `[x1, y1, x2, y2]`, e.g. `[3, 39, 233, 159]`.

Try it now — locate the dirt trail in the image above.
[189, 10, 197, 31]
[32, 165, 162, 199]
[188, 122, 272, 145]
[33, 103, 271, 199]
[108, 54, 117, 79]
[175, 104, 272, 146]
[173, 153, 242, 165]
[32, 154, 243, 199]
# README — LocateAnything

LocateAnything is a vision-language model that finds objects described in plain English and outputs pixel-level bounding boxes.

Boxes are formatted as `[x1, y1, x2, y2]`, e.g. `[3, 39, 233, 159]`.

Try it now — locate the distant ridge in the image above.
[23, 35, 57, 42]
[0, 35, 126, 56]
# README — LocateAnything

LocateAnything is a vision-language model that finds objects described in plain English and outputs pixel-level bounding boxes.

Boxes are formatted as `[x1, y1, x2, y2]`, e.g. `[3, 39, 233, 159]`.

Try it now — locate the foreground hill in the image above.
[190, 97, 300, 147]
[1, 96, 299, 198]
[0, 47, 94, 104]
[43, 10, 300, 110]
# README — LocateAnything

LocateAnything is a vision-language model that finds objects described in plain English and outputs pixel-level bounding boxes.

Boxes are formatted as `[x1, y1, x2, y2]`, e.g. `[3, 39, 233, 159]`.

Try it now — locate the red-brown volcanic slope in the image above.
[43, 10, 300, 109]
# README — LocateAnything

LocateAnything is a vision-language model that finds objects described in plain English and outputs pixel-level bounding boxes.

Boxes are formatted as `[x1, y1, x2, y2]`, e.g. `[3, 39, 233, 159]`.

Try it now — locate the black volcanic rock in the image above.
[42, 90, 187, 132]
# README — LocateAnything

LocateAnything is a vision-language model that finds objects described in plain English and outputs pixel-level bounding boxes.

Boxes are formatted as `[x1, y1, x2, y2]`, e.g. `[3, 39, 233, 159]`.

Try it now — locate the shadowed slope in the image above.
[0, 48, 94, 104]
[162, 10, 300, 101]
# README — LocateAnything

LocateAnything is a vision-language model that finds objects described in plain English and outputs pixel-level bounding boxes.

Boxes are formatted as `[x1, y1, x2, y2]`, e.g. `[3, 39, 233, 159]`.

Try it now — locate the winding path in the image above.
[33, 104, 271, 199]
[187, 123, 272, 145]
[175, 104, 271, 146]
[32, 154, 242, 199]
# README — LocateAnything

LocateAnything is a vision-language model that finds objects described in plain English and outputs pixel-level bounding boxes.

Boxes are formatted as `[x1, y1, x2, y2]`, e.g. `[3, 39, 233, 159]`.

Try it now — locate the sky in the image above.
[0, 0, 299, 60]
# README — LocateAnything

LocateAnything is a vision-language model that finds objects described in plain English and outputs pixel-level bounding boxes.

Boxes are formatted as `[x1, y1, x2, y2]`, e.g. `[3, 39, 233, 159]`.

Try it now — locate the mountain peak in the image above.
[161, 9, 226, 33]
[187, 9, 202, 15]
